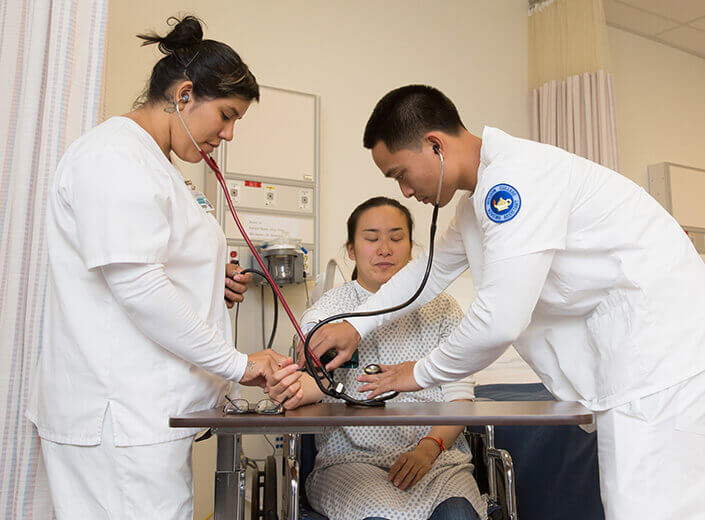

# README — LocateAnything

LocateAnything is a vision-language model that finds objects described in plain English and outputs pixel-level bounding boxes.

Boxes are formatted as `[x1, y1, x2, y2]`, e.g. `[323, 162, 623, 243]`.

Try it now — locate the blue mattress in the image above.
[474, 383, 604, 520]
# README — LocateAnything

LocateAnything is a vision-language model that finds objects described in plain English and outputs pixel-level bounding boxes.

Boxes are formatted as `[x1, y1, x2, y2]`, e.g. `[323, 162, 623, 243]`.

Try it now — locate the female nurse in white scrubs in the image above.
[310, 85, 705, 520]
[26, 16, 285, 519]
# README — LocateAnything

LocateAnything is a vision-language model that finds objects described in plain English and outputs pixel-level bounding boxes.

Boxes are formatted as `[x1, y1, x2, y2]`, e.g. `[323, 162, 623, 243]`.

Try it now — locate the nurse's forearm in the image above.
[414, 251, 554, 387]
[101, 263, 248, 382]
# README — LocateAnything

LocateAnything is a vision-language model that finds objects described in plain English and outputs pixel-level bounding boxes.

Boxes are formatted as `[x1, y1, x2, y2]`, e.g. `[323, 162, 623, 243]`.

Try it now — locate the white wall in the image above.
[105, 2, 529, 518]
[609, 26, 705, 188]
[106, 1, 530, 275]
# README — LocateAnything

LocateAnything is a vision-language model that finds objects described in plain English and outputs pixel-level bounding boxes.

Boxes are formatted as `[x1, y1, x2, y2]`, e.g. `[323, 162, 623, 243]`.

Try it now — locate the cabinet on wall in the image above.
[648, 162, 705, 254]
[205, 85, 320, 276]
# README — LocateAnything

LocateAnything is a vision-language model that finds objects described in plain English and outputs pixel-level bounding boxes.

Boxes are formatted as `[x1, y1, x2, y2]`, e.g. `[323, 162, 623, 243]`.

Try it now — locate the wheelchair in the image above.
[250, 425, 517, 520]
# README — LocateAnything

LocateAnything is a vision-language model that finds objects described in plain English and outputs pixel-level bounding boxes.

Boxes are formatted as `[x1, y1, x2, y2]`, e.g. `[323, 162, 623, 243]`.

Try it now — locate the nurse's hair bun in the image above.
[137, 15, 204, 55]
[134, 15, 259, 109]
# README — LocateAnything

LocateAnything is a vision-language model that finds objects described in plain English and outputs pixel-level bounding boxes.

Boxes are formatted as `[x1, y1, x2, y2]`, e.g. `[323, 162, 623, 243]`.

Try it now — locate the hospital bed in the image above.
[471, 383, 604, 519]
[466, 341, 604, 519]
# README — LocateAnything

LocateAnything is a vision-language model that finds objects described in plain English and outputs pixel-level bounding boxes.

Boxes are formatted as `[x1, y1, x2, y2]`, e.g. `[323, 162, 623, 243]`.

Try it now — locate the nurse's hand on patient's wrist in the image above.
[224, 264, 251, 308]
[264, 358, 305, 410]
[239, 349, 287, 388]
[308, 321, 361, 371]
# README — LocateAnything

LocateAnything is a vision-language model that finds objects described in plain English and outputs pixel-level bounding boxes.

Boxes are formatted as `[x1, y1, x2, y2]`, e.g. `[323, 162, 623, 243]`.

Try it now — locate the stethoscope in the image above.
[301, 146, 444, 405]
[175, 95, 444, 406]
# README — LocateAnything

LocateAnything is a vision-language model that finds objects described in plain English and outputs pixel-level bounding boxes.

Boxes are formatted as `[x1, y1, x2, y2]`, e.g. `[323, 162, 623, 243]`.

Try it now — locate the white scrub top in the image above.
[350, 127, 705, 411]
[28, 117, 240, 446]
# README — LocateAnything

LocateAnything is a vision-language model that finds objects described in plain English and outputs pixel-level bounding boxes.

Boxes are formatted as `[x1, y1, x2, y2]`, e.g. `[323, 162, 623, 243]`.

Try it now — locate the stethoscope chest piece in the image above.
[364, 363, 382, 375]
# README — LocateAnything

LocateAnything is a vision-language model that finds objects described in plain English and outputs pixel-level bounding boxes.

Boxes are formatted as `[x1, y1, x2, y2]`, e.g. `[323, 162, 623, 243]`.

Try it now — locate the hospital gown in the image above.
[302, 281, 487, 520]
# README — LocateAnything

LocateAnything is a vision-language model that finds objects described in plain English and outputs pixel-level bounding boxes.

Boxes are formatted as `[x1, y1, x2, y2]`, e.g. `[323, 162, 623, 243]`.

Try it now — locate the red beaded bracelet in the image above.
[418, 436, 445, 452]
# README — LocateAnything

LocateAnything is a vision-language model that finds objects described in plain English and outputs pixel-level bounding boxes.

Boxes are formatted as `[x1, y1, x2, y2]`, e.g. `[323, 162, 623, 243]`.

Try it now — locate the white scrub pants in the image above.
[596, 370, 705, 519]
[40, 408, 194, 520]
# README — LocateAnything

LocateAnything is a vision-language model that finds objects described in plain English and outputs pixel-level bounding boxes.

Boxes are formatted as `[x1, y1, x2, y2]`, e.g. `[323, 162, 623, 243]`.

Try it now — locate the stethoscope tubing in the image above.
[177, 100, 444, 405]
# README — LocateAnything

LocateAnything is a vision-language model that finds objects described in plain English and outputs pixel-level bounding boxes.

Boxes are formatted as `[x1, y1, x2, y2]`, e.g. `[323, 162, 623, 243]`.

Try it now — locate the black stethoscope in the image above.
[176, 96, 444, 406]
[300, 145, 445, 406]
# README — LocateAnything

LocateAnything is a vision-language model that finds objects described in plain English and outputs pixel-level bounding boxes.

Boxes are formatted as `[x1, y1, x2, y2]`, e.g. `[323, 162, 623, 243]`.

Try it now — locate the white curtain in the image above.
[529, 0, 619, 170]
[0, 1, 108, 518]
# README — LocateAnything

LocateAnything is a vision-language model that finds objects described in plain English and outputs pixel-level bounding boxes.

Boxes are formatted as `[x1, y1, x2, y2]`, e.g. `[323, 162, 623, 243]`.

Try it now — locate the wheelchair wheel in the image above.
[249, 456, 278, 520]
[487, 458, 509, 520]
[263, 455, 278, 520]
[250, 465, 261, 520]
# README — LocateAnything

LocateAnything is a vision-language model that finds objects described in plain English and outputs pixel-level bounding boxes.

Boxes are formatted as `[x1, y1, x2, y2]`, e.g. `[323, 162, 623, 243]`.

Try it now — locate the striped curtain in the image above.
[0, 1, 108, 518]
[528, 0, 619, 170]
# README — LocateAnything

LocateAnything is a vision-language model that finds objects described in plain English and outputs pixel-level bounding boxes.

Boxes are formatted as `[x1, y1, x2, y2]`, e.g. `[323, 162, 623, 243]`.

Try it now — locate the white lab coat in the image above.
[348, 127, 705, 518]
[27, 116, 244, 447]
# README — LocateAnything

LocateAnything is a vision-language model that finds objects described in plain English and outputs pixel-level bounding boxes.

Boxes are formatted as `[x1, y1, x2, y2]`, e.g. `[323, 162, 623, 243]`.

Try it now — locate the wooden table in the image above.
[171, 401, 593, 520]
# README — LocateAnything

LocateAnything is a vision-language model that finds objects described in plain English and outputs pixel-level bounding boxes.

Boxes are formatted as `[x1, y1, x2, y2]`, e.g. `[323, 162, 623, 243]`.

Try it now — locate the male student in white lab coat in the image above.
[305, 85, 705, 519]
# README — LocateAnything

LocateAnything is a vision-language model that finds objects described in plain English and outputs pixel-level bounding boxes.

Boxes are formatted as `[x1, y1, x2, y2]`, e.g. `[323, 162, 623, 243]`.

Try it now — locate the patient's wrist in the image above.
[416, 437, 443, 459]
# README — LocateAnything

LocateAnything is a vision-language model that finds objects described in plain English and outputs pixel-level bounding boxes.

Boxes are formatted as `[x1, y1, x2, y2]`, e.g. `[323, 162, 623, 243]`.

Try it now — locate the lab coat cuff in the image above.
[231, 350, 249, 383]
[345, 315, 377, 340]
[413, 358, 436, 389]
[440, 378, 476, 401]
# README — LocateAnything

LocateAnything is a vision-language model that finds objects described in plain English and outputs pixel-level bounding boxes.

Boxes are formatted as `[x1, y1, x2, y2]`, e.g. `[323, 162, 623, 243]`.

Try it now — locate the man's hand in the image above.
[308, 321, 361, 370]
[239, 349, 288, 388]
[265, 358, 305, 410]
[225, 264, 252, 308]
[388, 441, 441, 490]
[356, 361, 422, 398]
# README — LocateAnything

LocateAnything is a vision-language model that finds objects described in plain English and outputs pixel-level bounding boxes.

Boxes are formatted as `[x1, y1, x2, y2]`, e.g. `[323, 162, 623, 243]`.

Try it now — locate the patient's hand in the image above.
[388, 442, 440, 491]
[265, 358, 305, 410]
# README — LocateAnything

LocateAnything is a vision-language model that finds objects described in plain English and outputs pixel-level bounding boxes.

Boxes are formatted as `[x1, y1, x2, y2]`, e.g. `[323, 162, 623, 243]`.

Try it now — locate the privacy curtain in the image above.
[0, 1, 108, 517]
[529, 0, 619, 170]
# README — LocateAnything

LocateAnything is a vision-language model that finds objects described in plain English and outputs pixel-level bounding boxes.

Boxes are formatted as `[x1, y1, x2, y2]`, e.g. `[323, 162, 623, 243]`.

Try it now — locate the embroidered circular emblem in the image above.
[485, 183, 521, 223]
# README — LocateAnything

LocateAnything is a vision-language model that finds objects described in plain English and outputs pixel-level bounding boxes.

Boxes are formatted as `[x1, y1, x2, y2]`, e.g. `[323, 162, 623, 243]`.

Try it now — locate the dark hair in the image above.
[363, 85, 465, 152]
[346, 197, 414, 280]
[135, 16, 259, 107]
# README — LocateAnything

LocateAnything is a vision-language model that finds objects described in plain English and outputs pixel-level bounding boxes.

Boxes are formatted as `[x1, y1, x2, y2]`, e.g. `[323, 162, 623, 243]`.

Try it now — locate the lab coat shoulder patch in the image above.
[485, 183, 521, 223]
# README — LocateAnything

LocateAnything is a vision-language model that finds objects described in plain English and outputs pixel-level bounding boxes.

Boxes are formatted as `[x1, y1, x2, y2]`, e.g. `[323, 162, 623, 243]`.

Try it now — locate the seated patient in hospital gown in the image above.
[267, 197, 486, 520]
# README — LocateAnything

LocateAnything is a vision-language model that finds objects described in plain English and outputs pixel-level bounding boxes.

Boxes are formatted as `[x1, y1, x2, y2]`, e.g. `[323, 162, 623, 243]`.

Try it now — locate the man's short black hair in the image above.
[363, 85, 465, 152]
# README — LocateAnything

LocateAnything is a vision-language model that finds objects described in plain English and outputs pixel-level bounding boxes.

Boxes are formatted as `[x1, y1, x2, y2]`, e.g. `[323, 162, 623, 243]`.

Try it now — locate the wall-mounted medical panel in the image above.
[222, 179, 314, 215]
[648, 162, 705, 253]
[225, 87, 316, 183]
[204, 85, 320, 276]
